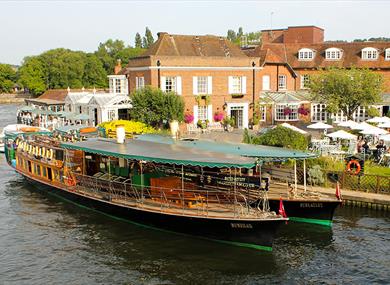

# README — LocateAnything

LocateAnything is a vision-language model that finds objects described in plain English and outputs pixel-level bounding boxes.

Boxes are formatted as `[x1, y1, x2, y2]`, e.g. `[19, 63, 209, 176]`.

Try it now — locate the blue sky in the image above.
[1, 0, 390, 65]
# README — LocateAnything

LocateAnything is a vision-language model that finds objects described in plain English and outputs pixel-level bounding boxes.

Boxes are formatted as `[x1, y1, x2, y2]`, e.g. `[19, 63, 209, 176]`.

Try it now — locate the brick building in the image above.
[248, 26, 390, 124]
[120, 26, 390, 129]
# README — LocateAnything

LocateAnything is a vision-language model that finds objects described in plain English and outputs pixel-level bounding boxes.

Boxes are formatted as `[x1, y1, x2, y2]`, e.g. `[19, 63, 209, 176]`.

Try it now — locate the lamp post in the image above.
[252, 61, 256, 129]
[157, 60, 161, 89]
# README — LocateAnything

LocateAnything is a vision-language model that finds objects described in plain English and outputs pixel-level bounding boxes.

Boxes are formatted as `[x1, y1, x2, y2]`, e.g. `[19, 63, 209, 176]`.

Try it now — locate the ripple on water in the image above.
[0, 104, 390, 284]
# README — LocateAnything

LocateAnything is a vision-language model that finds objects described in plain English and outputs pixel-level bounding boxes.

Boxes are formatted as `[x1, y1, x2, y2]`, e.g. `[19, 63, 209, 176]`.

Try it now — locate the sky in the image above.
[1, 0, 390, 65]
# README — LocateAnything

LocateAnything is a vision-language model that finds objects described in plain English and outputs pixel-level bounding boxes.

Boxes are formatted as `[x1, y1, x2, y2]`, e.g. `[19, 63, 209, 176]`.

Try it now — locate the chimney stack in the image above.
[114, 59, 122, 75]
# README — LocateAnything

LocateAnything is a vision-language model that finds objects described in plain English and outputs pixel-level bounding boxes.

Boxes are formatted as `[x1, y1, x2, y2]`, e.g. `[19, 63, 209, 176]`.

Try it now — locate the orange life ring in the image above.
[347, 159, 361, 175]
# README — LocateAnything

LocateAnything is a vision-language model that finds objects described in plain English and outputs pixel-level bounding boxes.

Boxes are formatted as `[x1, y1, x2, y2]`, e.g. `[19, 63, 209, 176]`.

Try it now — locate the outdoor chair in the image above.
[207, 122, 224, 132]
[186, 124, 201, 135]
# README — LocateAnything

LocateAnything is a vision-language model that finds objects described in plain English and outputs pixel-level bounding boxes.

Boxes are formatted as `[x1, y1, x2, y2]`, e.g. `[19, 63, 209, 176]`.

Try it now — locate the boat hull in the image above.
[268, 198, 341, 226]
[22, 175, 285, 251]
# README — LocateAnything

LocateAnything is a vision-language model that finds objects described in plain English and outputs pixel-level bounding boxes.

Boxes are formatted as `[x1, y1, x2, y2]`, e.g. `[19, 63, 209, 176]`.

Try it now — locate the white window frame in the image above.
[115, 78, 122, 94]
[259, 104, 266, 121]
[300, 74, 310, 89]
[325, 48, 343, 60]
[311, 103, 328, 122]
[197, 105, 208, 121]
[135, 77, 145, 90]
[165, 76, 176, 93]
[275, 104, 299, 121]
[262, 75, 270, 91]
[278, 75, 287, 90]
[361, 47, 378, 60]
[385, 48, 390, 61]
[228, 76, 246, 94]
[298, 48, 315, 61]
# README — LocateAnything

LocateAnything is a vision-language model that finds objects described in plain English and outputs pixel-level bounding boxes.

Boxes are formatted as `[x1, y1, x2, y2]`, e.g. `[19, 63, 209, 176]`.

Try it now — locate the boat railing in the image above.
[71, 173, 267, 219]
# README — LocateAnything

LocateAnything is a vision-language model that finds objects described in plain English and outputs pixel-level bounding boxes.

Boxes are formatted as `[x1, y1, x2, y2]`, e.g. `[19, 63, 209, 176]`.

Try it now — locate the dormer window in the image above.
[325, 47, 343, 60]
[298, 48, 315, 61]
[361, 47, 378, 60]
[385, 48, 390, 61]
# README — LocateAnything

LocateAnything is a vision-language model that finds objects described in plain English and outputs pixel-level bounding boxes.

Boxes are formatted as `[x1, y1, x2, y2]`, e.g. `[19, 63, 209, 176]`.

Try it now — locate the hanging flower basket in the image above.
[298, 105, 310, 116]
[184, 113, 194, 124]
[213, 111, 224, 122]
[283, 107, 292, 116]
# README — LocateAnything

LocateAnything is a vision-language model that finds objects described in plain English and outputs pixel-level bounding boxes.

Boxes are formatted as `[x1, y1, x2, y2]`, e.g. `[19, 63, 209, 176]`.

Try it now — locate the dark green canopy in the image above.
[136, 134, 317, 161]
[61, 138, 257, 168]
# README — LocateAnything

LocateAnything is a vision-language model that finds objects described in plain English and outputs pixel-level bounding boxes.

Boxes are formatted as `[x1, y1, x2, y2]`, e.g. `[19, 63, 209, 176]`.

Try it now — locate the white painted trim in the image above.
[226, 102, 249, 129]
[176, 76, 182, 95]
[193, 77, 198, 95]
[207, 76, 213, 95]
[126, 66, 264, 71]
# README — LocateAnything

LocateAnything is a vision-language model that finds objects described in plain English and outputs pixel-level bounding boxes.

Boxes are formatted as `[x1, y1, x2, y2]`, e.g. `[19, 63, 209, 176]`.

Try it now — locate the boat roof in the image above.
[60, 138, 257, 168]
[136, 134, 317, 161]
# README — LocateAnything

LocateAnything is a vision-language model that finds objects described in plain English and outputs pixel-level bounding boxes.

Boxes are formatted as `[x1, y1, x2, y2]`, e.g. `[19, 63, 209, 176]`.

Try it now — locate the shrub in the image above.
[250, 126, 309, 151]
[99, 120, 155, 135]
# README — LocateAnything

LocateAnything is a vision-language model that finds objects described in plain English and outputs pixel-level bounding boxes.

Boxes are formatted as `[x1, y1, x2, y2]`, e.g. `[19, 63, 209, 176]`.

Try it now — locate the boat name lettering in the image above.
[300, 203, 323, 208]
[230, 223, 253, 229]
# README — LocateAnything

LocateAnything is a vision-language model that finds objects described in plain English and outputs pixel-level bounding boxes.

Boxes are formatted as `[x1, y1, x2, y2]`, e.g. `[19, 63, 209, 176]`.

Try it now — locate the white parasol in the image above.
[360, 127, 388, 135]
[280, 123, 308, 134]
[379, 134, 390, 142]
[377, 122, 390, 129]
[337, 120, 360, 129]
[351, 121, 372, 130]
[307, 122, 333, 129]
[366, 116, 390, 124]
[327, 130, 357, 140]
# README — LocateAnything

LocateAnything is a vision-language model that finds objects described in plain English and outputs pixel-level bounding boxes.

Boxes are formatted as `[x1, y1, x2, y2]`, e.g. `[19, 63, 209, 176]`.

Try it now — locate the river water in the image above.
[0, 104, 389, 284]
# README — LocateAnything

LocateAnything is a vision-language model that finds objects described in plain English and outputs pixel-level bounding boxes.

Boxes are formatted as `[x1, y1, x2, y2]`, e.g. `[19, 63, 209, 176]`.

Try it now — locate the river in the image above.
[0, 103, 389, 284]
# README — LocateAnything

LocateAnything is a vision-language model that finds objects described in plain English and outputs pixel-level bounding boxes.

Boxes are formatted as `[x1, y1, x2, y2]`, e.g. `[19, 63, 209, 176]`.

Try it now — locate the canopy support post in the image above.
[294, 159, 298, 193]
[234, 168, 237, 217]
[303, 159, 307, 193]
[181, 165, 184, 190]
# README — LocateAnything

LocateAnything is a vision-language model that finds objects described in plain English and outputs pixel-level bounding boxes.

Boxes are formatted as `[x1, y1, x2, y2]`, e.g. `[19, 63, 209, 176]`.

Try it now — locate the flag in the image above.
[278, 198, 287, 218]
[335, 182, 342, 200]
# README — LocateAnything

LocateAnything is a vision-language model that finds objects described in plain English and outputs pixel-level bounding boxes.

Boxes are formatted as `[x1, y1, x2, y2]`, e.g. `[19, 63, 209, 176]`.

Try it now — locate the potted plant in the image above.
[197, 119, 207, 129]
[223, 116, 235, 131]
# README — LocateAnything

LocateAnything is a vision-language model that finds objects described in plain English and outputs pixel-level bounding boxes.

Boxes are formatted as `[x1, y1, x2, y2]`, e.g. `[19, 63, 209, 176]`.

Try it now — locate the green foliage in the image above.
[308, 67, 384, 120]
[129, 86, 184, 128]
[83, 54, 107, 88]
[226, 27, 261, 45]
[367, 106, 380, 118]
[142, 27, 154, 48]
[135, 33, 142, 48]
[0, 63, 16, 93]
[307, 165, 324, 186]
[250, 126, 309, 151]
[18, 57, 47, 96]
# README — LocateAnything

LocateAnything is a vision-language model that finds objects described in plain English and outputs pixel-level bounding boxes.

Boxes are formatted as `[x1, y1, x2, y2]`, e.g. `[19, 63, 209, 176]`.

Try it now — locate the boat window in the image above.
[54, 170, 60, 181]
[55, 150, 64, 161]
[59, 170, 64, 183]
[28, 161, 32, 173]
[47, 168, 53, 181]
[42, 167, 47, 178]
[36, 164, 41, 176]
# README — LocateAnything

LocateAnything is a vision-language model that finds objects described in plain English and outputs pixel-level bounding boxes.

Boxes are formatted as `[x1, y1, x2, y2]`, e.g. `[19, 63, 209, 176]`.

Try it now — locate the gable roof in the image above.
[141, 33, 248, 58]
[261, 42, 390, 70]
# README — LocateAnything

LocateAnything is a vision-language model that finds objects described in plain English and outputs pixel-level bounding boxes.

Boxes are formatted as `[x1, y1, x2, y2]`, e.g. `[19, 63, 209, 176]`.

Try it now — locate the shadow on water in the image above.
[4, 176, 294, 284]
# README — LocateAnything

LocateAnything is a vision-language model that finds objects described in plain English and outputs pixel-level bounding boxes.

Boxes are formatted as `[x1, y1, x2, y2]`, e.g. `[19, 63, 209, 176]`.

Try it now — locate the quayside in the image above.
[3, 131, 287, 251]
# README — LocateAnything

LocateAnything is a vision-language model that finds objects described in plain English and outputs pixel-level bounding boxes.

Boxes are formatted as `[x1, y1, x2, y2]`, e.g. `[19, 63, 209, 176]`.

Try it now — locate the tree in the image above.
[95, 39, 126, 73]
[143, 27, 154, 48]
[83, 54, 107, 88]
[135, 33, 142, 48]
[129, 86, 184, 128]
[227, 30, 237, 42]
[0, 63, 16, 93]
[248, 126, 308, 151]
[308, 68, 384, 120]
[18, 56, 47, 96]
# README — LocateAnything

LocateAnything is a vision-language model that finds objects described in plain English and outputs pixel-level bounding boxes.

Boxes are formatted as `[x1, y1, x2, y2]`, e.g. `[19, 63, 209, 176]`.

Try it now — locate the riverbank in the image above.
[0, 93, 30, 104]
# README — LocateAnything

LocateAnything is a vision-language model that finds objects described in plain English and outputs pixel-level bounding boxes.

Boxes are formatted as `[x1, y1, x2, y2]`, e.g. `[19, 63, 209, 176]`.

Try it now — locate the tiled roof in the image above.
[258, 42, 390, 69]
[140, 33, 248, 58]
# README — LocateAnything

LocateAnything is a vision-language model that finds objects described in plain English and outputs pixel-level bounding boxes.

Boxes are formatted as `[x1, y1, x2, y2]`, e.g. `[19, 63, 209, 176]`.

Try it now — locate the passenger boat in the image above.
[136, 134, 342, 226]
[3, 128, 287, 251]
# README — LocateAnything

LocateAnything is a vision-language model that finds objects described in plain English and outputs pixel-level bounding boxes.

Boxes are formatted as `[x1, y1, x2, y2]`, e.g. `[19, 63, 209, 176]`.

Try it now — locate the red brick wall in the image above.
[284, 26, 324, 44]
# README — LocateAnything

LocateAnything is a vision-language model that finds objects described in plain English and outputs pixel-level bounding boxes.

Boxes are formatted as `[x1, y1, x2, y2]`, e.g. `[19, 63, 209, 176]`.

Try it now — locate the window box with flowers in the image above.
[283, 107, 292, 116]
[195, 94, 211, 105]
[231, 93, 244, 98]
[298, 105, 310, 122]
